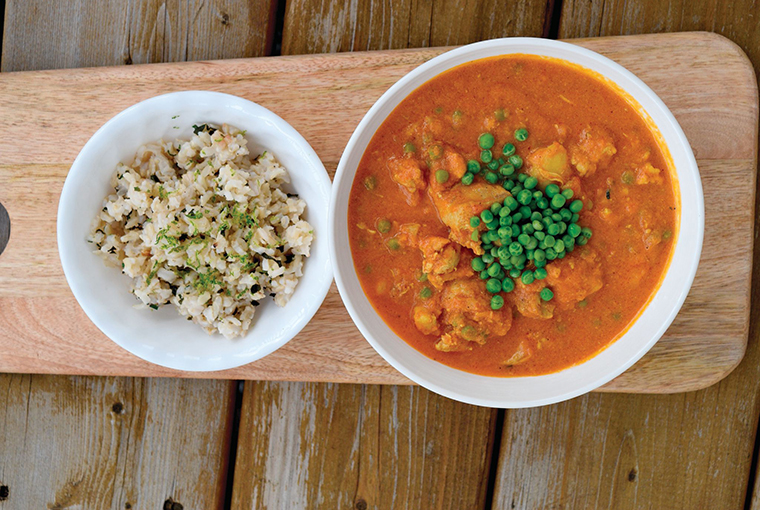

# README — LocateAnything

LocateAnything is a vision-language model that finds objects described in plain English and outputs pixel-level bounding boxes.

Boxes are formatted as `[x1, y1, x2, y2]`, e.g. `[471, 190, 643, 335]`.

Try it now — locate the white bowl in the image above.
[58, 91, 333, 371]
[329, 38, 704, 408]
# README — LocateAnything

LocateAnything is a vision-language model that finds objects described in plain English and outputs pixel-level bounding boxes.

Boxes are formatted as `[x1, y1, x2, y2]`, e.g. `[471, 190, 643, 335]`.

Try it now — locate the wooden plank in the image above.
[492, 5, 760, 509]
[281, 0, 551, 54]
[0, 375, 235, 509]
[230, 381, 496, 509]
[1, 0, 276, 71]
[0, 34, 755, 394]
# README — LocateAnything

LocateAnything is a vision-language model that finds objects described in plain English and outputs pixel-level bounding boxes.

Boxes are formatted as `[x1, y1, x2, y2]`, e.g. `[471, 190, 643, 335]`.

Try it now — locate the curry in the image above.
[347, 55, 678, 376]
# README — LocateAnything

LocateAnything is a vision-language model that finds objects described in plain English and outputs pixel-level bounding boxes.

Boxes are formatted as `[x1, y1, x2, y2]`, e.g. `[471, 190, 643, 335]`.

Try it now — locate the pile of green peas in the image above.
[465, 129, 593, 310]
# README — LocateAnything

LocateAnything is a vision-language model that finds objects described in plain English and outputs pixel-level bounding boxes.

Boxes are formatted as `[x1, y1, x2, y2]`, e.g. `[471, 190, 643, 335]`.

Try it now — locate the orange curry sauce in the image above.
[347, 55, 678, 376]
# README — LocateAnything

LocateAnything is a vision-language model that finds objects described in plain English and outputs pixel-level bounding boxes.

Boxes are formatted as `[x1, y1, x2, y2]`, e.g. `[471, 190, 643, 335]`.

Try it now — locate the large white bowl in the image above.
[58, 91, 333, 371]
[329, 38, 704, 408]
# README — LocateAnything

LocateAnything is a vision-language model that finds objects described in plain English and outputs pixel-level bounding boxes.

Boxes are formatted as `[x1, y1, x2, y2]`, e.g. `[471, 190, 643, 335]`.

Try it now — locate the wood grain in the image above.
[490, 5, 760, 510]
[281, 0, 551, 54]
[0, 375, 235, 509]
[0, 33, 754, 393]
[1, 0, 277, 72]
[230, 381, 496, 509]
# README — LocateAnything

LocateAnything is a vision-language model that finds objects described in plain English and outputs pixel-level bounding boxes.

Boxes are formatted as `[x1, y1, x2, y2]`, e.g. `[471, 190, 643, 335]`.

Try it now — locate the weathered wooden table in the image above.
[0, 1, 759, 509]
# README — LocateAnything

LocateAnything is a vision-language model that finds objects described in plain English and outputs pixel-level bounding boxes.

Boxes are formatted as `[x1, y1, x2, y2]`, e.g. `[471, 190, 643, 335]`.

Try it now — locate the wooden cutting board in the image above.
[0, 32, 755, 393]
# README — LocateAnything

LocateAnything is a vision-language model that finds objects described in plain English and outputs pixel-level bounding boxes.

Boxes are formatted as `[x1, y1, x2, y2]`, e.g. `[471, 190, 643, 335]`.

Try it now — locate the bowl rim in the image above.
[57, 90, 333, 371]
[329, 37, 704, 408]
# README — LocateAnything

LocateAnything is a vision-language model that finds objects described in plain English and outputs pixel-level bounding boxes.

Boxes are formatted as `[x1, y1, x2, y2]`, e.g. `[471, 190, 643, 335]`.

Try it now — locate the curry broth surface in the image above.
[348, 55, 677, 377]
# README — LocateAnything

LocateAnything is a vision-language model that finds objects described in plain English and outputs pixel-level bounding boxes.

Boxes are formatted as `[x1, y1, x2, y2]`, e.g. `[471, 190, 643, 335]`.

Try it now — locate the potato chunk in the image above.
[525, 142, 573, 187]
[545, 248, 603, 310]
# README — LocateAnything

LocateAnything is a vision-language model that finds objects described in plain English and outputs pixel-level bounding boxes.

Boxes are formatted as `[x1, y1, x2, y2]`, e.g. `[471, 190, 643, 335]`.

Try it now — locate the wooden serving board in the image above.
[0, 32, 755, 393]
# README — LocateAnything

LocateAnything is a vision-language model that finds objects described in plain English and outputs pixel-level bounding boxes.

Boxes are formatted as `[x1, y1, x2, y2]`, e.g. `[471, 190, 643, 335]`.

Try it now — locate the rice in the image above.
[88, 123, 314, 339]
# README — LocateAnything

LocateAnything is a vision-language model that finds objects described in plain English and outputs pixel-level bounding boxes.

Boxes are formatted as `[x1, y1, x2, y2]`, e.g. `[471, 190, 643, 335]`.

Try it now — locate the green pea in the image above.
[480, 270, 489, 280]
[540, 288, 554, 301]
[547, 223, 560, 236]
[534, 268, 548, 280]
[517, 173, 527, 183]
[498, 158, 505, 165]
[490, 202, 502, 215]
[526, 237, 538, 250]
[508, 155, 523, 169]
[551, 213, 562, 222]
[555, 239, 566, 253]
[403, 142, 416, 153]
[502, 143, 516, 157]
[488, 160, 500, 171]
[472, 257, 485, 271]
[487, 263, 501, 277]
[551, 194, 566, 209]
[544, 235, 556, 248]
[534, 249, 546, 262]
[505, 196, 519, 211]
[498, 245, 510, 259]
[511, 212, 523, 223]
[534, 231, 546, 241]
[499, 206, 511, 218]
[622, 170, 635, 184]
[571, 213, 580, 223]
[387, 238, 400, 250]
[560, 208, 572, 221]
[420, 287, 432, 299]
[524, 176, 538, 190]
[568, 223, 582, 238]
[517, 189, 532, 205]
[545, 184, 560, 197]
[511, 184, 523, 195]
[495, 109, 507, 121]
[479, 133, 495, 149]
[509, 242, 523, 256]
[529, 211, 541, 221]
[546, 248, 557, 260]
[534, 258, 546, 268]
[377, 219, 391, 233]
[521, 271, 535, 285]
[515, 128, 529, 141]
[435, 169, 449, 183]
[561, 188, 574, 199]
[481, 149, 493, 163]
[364, 175, 377, 190]
[485, 171, 499, 184]
[498, 226, 512, 238]
[509, 268, 521, 278]
[486, 278, 502, 293]
[532, 220, 544, 231]
[503, 179, 515, 190]
[522, 224, 535, 236]
[500, 164, 515, 176]
[470, 216, 481, 228]
[534, 197, 548, 209]
[428, 144, 443, 160]
[467, 160, 481, 174]
[662, 229, 673, 240]
[481, 210, 494, 223]
[471, 230, 480, 242]
[461, 172, 475, 185]
[563, 235, 575, 251]
[558, 251, 566, 259]
[517, 233, 530, 246]
[526, 249, 535, 261]
[491, 295, 505, 310]
[502, 278, 515, 293]
[569, 200, 583, 213]
[519, 205, 531, 217]
[581, 227, 593, 239]
[577, 236, 588, 246]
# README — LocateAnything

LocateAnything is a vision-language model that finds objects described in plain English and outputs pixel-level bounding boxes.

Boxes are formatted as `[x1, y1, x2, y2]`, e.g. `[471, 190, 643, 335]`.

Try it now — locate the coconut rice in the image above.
[88, 123, 314, 339]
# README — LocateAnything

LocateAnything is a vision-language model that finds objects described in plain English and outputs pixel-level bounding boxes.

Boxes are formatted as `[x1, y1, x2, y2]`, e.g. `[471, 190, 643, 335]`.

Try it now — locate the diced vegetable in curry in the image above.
[347, 55, 678, 376]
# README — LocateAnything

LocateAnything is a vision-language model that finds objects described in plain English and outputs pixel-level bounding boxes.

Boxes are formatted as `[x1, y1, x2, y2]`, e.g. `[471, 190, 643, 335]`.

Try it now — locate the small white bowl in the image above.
[329, 38, 704, 408]
[58, 91, 333, 371]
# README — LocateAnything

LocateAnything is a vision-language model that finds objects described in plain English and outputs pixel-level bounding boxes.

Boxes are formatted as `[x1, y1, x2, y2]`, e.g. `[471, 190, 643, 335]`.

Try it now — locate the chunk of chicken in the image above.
[429, 182, 509, 255]
[388, 157, 426, 206]
[419, 236, 473, 289]
[511, 280, 555, 319]
[545, 248, 604, 310]
[525, 142, 573, 187]
[503, 340, 533, 366]
[569, 125, 617, 177]
[435, 279, 513, 352]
